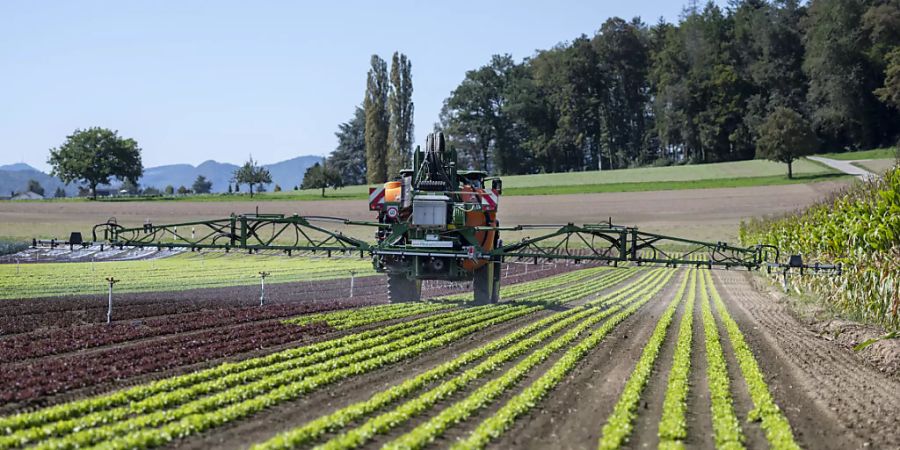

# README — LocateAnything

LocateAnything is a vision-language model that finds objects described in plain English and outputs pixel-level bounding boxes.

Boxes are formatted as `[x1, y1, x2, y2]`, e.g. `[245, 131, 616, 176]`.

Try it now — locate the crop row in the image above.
[0, 265, 603, 433]
[435, 266, 611, 303]
[0, 253, 374, 299]
[255, 273, 648, 450]
[0, 307, 505, 447]
[283, 301, 454, 330]
[307, 270, 663, 450]
[0, 319, 336, 403]
[597, 269, 692, 450]
[700, 269, 745, 448]
[0, 266, 626, 449]
[251, 268, 648, 450]
[386, 270, 672, 450]
[0, 299, 382, 363]
[657, 270, 697, 449]
[41, 307, 539, 450]
[739, 165, 900, 329]
[449, 270, 675, 450]
[0, 266, 630, 449]
[705, 270, 799, 450]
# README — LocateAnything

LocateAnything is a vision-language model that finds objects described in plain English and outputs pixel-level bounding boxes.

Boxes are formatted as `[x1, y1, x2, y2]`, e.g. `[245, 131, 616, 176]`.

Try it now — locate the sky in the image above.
[1, 1, 703, 172]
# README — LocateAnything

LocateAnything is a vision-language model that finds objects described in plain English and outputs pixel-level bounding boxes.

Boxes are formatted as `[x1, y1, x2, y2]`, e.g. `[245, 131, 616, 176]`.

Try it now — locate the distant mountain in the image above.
[0, 155, 325, 196]
[0, 164, 78, 197]
[263, 156, 324, 191]
[0, 163, 39, 172]
[138, 156, 323, 193]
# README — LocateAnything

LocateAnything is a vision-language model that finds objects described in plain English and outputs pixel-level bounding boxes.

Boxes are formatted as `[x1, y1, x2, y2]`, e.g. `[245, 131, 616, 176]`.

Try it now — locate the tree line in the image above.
[433, 0, 900, 175]
[327, 52, 414, 185]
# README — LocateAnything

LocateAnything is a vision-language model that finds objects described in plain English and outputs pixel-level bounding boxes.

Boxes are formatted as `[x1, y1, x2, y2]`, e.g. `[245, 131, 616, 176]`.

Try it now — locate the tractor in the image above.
[88, 134, 840, 306]
[369, 132, 502, 304]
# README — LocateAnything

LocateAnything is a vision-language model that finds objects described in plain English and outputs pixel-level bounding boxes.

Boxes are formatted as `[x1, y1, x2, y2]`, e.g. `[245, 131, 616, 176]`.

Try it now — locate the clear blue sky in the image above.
[1, 1, 700, 172]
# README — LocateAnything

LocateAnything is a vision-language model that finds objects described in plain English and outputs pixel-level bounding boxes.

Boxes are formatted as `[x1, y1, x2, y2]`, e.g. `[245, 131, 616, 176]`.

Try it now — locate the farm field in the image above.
[852, 158, 897, 174]
[1, 264, 897, 449]
[0, 179, 850, 243]
[819, 147, 897, 160]
[0, 252, 374, 299]
[0, 157, 839, 206]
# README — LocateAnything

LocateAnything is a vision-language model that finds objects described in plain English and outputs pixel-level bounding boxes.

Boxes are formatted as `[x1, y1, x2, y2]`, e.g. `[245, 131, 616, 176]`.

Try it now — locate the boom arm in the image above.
[95, 215, 778, 269]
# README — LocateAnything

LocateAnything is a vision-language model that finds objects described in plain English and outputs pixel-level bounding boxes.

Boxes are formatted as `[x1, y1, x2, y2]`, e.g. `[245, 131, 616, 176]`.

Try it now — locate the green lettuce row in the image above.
[3, 268, 633, 443]
[704, 270, 800, 450]
[249, 269, 651, 450]
[0, 305, 487, 434]
[283, 301, 454, 330]
[436, 266, 612, 303]
[319, 270, 667, 450]
[18, 307, 526, 450]
[449, 270, 677, 450]
[597, 269, 692, 450]
[657, 270, 698, 449]
[700, 270, 745, 449]
[77, 306, 542, 450]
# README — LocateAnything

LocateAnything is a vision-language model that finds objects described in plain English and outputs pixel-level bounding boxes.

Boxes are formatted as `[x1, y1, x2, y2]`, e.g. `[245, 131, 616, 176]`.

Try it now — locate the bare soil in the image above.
[0, 181, 849, 242]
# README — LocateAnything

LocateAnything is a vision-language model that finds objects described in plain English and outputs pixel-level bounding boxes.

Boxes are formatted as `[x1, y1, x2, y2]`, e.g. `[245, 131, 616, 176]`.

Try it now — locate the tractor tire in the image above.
[388, 273, 421, 303]
[473, 262, 500, 305]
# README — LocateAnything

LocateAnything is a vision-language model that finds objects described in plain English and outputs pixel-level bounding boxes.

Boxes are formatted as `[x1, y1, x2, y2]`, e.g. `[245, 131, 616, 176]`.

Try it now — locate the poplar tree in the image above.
[388, 52, 414, 176]
[364, 55, 389, 184]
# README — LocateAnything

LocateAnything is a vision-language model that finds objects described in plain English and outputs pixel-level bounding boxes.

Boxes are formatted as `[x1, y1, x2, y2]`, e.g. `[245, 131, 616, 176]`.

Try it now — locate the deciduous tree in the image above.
[48, 127, 143, 199]
[756, 107, 817, 178]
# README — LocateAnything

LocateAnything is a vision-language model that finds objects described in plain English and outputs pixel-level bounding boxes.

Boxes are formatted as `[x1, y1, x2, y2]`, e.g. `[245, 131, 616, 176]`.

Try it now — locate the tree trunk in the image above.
[91, 182, 97, 200]
[249, 183, 254, 198]
[321, 185, 325, 197]
[787, 160, 793, 179]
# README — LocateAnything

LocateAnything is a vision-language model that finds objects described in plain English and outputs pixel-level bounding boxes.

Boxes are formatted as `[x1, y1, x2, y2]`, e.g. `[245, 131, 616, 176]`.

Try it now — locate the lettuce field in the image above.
[3, 260, 895, 449]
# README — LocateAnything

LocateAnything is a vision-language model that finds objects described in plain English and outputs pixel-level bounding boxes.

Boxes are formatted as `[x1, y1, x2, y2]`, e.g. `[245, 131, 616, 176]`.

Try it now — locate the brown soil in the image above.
[713, 270, 900, 449]
[0, 181, 849, 242]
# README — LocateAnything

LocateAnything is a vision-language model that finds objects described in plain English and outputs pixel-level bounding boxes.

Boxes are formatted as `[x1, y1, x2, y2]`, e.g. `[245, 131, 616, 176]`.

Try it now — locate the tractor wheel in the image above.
[388, 273, 421, 303]
[473, 262, 500, 305]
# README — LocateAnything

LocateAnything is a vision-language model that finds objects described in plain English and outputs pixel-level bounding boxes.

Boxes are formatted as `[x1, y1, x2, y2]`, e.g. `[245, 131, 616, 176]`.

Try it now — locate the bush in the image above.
[0, 240, 28, 256]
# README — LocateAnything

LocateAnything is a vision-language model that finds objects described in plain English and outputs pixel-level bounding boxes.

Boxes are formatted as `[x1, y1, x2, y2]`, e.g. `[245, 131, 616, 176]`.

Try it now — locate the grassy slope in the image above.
[820, 147, 898, 160]
[852, 159, 898, 174]
[39, 158, 838, 203]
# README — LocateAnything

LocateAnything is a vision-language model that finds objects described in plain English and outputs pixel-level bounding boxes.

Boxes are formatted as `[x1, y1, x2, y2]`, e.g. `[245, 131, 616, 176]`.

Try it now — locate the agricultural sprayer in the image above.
[89, 132, 839, 304]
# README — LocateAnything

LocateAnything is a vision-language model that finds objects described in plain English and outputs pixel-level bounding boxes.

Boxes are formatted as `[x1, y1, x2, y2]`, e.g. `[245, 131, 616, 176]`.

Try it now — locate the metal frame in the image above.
[93, 215, 782, 269]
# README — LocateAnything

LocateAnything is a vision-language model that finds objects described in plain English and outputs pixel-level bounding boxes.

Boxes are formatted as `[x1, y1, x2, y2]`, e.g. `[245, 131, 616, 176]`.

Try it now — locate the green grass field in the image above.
[820, 147, 898, 160]
[852, 159, 898, 174]
[37, 157, 838, 203]
[0, 252, 373, 299]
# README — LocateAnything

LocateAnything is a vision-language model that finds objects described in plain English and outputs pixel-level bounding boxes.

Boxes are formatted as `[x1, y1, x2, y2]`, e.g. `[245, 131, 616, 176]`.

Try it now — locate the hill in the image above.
[0, 156, 323, 196]
[0, 164, 78, 197]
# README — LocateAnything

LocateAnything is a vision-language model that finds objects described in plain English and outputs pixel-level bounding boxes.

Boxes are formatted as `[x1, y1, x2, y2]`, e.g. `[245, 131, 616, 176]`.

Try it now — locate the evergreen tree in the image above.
[53, 186, 66, 198]
[388, 52, 414, 176]
[192, 175, 212, 194]
[803, 0, 884, 149]
[364, 55, 389, 183]
[26, 179, 45, 196]
[328, 106, 367, 185]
